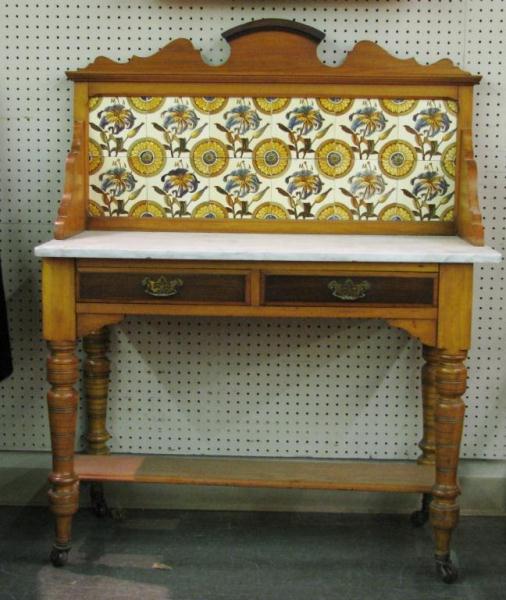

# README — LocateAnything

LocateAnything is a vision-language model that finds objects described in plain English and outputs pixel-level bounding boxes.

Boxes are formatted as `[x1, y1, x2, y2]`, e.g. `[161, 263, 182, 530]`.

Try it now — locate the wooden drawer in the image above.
[78, 270, 249, 304]
[262, 273, 437, 306]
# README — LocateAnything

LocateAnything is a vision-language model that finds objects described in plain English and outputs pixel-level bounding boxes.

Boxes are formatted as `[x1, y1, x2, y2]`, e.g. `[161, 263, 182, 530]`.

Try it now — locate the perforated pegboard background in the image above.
[0, 1, 504, 460]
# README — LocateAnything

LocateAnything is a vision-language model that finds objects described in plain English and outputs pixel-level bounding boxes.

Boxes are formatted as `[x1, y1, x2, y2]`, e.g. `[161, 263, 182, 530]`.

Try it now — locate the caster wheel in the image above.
[411, 493, 431, 527]
[436, 558, 458, 584]
[92, 501, 108, 518]
[410, 509, 429, 527]
[90, 482, 109, 518]
[50, 547, 69, 567]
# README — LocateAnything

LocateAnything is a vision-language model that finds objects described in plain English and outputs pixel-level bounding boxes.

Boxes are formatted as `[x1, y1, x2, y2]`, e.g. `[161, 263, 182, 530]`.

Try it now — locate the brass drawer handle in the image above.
[142, 276, 183, 297]
[328, 278, 371, 301]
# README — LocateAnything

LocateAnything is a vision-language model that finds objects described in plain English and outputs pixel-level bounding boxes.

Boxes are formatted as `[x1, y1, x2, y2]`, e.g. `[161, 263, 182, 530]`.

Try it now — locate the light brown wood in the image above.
[455, 85, 484, 246]
[77, 259, 438, 273]
[430, 350, 467, 563]
[53, 121, 85, 239]
[74, 454, 434, 493]
[77, 313, 124, 338]
[54, 83, 88, 240]
[458, 130, 484, 245]
[42, 259, 76, 341]
[47, 341, 80, 559]
[260, 268, 438, 279]
[83, 328, 111, 455]
[40, 18, 487, 575]
[67, 21, 479, 85]
[250, 270, 262, 306]
[385, 319, 437, 347]
[76, 301, 437, 320]
[418, 345, 439, 465]
[88, 81, 460, 100]
[437, 264, 473, 351]
[429, 263, 473, 567]
[87, 216, 455, 236]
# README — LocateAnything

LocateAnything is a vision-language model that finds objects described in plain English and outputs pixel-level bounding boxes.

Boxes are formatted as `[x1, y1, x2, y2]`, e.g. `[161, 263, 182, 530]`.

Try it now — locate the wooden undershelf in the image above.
[74, 455, 434, 493]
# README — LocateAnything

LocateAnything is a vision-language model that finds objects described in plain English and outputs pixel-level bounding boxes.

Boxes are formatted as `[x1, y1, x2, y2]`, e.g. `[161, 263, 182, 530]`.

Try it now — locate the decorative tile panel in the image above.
[88, 96, 458, 221]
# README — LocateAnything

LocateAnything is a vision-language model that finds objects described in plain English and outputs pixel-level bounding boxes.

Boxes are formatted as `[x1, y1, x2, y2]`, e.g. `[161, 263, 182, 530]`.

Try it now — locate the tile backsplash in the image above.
[88, 96, 458, 222]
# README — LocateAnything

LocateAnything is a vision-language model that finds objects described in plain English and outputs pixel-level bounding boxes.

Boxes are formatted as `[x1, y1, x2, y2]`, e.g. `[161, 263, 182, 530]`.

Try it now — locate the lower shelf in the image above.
[74, 454, 434, 493]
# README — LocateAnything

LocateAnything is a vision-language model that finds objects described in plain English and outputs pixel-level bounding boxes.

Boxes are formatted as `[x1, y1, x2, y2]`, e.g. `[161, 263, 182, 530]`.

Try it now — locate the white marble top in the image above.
[34, 231, 502, 264]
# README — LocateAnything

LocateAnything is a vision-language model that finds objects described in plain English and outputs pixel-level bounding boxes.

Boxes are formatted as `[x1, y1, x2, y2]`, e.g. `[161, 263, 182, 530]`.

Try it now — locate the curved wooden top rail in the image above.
[66, 18, 480, 85]
[222, 18, 325, 43]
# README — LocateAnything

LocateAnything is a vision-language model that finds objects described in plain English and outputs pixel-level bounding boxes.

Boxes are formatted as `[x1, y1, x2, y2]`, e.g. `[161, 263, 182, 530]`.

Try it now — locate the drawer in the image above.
[262, 273, 436, 306]
[78, 270, 248, 304]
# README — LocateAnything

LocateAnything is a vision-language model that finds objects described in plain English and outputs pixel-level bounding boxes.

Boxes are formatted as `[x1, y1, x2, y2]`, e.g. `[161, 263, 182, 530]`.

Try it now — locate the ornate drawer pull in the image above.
[142, 276, 183, 297]
[328, 278, 371, 301]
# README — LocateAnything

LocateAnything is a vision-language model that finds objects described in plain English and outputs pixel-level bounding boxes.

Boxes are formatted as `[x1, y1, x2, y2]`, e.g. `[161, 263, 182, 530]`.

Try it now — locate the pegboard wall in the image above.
[0, 1, 504, 460]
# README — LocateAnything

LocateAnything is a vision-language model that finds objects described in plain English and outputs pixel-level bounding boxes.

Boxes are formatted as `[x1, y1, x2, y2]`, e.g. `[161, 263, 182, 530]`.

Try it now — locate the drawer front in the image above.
[263, 274, 436, 306]
[79, 271, 248, 304]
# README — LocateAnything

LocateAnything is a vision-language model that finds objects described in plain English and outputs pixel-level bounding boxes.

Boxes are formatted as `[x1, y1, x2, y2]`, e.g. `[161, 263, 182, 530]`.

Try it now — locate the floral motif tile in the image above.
[146, 158, 210, 219]
[273, 98, 335, 161]
[398, 98, 458, 160]
[398, 160, 455, 221]
[87, 95, 458, 222]
[208, 159, 271, 219]
[209, 98, 271, 158]
[270, 159, 334, 221]
[88, 97, 147, 156]
[89, 157, 147, 218]
[145, 97, 212, 158]
[333, 160, 394, 221]
[337, 98, 400, 163]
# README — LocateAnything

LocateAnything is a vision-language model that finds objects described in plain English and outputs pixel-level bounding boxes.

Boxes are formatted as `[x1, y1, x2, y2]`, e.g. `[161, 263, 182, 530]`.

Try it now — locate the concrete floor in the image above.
[0, 503, 504, 600]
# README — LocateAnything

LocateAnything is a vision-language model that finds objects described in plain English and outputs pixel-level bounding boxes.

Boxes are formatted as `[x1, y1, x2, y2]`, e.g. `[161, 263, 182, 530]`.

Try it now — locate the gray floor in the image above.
[0, 501, 504, 600]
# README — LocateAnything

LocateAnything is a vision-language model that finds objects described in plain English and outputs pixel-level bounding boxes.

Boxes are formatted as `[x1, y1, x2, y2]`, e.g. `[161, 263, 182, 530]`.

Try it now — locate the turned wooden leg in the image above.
[83, 328, 111, 517]
[410, 492, 431, 527]
[411, 346, 438, 527]
[430, 349, 467, 583]
[418, 345, 438, 465]
[83, 327, 111, 455]
[47, 340, 80, 567]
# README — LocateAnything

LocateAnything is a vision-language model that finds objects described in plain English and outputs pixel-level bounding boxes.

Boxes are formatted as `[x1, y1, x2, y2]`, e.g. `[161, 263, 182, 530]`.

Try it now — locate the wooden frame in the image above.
[39, 20, 490, 583]
[55, 19, 484, 243]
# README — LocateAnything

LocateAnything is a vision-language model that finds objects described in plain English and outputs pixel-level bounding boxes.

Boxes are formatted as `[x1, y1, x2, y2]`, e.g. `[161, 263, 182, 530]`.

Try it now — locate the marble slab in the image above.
[34, 232, 501, 264]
